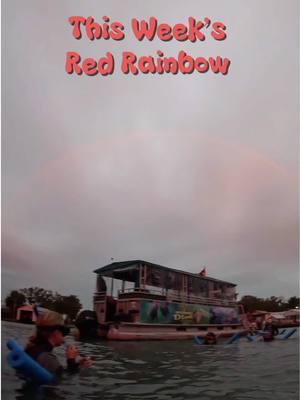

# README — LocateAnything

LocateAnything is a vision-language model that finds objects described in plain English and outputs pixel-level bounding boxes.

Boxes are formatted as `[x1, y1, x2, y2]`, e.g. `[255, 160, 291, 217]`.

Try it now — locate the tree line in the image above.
[4, 288, 299, 319]
[239, 295, 299, 313]
[4, 287, 82, 320]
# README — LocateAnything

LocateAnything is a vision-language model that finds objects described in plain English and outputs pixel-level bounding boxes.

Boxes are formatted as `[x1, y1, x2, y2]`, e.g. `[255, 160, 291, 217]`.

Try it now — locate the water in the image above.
[2, 321, 299, 400]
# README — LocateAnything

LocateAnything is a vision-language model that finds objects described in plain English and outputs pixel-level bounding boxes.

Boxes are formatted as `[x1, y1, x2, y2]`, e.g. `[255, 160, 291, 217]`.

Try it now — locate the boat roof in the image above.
[94, 260, 236, 286]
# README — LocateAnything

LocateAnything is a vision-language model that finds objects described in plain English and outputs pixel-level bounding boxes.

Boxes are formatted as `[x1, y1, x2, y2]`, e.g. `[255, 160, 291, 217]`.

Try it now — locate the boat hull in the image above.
[104, 323, 247, 341]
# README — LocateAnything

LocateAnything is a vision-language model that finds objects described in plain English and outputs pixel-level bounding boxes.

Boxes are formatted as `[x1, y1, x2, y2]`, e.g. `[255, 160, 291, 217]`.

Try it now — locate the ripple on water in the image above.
[1, 322, 299, 400]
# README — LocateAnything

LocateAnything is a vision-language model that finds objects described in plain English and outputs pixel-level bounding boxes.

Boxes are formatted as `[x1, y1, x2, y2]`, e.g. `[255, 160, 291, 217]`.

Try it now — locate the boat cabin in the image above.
[93, 260, 240, 326]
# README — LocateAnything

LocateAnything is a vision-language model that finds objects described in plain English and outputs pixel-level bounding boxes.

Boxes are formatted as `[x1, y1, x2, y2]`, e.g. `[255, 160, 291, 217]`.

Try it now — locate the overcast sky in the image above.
[2, 0, 299, 308]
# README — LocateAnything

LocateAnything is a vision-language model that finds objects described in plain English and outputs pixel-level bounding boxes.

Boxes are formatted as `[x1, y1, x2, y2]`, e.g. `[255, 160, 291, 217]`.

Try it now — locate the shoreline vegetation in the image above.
[2, 287, 299, 323]
[2, 287, 82, 323]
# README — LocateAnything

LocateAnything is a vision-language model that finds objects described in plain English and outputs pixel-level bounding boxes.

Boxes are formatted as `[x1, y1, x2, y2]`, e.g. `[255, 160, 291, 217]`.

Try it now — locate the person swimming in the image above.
[248, 321, 258, 336]
[25, 311, 92, 376]
[203, 332, 217, 345]
[262, 316, 279, 341]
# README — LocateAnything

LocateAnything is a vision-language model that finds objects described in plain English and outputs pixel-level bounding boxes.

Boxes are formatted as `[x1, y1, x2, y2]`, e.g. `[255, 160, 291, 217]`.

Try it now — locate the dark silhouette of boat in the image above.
[74, 310, 98, 339]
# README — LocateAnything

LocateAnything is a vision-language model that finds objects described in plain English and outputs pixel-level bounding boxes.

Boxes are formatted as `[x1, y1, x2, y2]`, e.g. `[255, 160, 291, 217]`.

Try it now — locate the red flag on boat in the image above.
[199, 267, 206, 277]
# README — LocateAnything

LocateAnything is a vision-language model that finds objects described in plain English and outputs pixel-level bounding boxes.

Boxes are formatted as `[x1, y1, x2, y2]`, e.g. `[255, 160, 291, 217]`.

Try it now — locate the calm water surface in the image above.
[2, 321, 299, 400]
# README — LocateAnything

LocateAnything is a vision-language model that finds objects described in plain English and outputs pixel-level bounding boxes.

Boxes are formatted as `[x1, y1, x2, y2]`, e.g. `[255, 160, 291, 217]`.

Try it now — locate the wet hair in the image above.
[25, 327, 52, 351]
[204, 332, 217, 344]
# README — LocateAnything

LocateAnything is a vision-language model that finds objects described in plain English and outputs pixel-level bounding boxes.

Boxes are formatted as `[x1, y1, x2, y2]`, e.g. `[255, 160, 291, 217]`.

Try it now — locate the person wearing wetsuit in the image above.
[262, 317, 279, 341]
[25, 311, 91, 376]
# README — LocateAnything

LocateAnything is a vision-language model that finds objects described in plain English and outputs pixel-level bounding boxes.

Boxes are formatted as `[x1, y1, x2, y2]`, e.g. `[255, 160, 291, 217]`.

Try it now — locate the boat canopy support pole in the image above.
[139, 263, 147, 289]
[111, 278, 114, 296]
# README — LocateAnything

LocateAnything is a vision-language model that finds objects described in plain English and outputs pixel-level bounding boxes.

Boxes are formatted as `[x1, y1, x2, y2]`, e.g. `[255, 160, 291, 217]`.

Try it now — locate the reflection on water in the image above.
[2, 322, 299, 400]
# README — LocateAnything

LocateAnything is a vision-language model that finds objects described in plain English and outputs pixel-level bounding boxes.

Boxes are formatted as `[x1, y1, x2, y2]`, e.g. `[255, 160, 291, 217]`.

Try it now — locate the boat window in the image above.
[146, 267, 181, 291]
[188, 276, 209, 297]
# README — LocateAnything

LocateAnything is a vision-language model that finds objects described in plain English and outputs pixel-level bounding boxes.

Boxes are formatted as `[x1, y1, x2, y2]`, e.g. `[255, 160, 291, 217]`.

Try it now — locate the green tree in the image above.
[239, 295, 264, 313]
[262, 297, 281, 312]
[5, 287, 82, 321]
[5, 290, 26, 316]
[287, 296, 300, 309]
[19, 287, 57, 309]
[240, 295, 300, 313]
[53, 295, 82, 320]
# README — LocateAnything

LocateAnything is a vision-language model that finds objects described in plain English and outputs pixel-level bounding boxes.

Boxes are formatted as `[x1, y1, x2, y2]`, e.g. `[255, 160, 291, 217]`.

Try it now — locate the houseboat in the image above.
[93, 260, 246, 340]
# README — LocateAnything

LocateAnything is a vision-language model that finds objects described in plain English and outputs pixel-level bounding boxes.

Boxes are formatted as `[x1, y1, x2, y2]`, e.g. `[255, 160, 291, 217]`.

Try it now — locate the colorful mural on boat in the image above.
[140, 301, 239, 324]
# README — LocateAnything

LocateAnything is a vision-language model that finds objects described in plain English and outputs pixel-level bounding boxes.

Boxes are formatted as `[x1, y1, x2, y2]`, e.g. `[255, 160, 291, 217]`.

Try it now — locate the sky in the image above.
[2, 0, 299, 308]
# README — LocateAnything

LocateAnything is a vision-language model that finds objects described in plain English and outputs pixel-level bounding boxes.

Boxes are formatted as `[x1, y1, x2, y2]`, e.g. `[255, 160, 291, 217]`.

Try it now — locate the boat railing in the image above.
[117, 288, 236, 307]
[121, 288, 162, 295]
[166, 292, 236, 307]
[93, 291, 107, 302]
[118, 288, 167, 300]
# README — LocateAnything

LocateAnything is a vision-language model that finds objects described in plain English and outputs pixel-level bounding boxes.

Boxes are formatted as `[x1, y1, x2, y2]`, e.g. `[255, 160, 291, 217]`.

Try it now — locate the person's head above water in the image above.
[204, 332, 217, 345]
[265, 315, 273, 324]
[33, 311, 70, 347]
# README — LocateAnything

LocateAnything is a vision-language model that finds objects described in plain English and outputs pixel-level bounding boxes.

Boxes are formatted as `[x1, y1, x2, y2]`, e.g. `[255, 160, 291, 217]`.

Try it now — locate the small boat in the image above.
[92, 260, 247, 340]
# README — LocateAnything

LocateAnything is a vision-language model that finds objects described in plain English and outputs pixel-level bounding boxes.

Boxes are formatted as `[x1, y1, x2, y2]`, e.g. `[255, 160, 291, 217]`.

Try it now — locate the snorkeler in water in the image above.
[262, 316, 279, 341]
[25, 311, 92, 376]
[203, 332, 218, 345]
